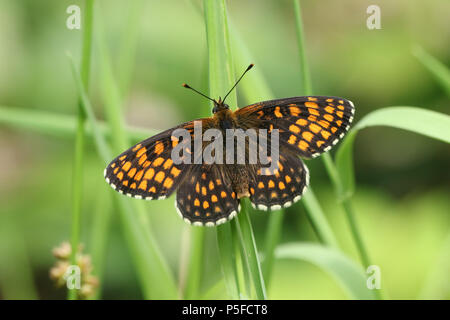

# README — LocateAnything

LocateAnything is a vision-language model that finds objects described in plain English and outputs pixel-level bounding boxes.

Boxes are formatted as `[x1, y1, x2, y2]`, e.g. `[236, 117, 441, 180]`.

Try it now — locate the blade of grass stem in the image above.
[412, 45, 450, 97]
[292, 1, 377, 298]
[69, 55, 178, 299]
[0, 105, 157, 142]
[68, 0, 94, 300]
[204, 0, 240, 300]
[88, 189, 112, 299]
[236, 200, 267, 299]
[184, 228, 205, 299]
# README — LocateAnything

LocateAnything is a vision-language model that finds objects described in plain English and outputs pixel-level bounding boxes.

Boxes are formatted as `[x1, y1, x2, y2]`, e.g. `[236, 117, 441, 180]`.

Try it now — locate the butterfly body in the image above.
[104, 95, 354, 226]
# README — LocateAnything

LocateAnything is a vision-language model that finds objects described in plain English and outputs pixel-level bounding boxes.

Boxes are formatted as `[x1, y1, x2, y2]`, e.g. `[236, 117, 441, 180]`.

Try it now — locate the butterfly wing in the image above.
[175, 164, 240, 226]
[104, 119, 207, 200]
[235, 96, 355, 158]
[247, 152, 309, 210]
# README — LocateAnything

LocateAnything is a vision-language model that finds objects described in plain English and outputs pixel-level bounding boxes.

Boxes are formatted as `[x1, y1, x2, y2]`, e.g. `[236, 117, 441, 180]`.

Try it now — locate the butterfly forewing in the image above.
[104, 121, 199, 199]
[236, 96, 355, 158]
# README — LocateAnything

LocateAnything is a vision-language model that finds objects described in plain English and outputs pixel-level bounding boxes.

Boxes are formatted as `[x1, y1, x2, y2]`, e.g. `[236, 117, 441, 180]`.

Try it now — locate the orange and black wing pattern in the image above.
[235, 96, 355, 159]
[175, 164, 240, 226]
[104, 120, 200, 200]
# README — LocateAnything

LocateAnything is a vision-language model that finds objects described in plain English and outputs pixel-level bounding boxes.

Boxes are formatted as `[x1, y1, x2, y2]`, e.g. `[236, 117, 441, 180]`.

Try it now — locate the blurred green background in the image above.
[0, 0, 449, 299]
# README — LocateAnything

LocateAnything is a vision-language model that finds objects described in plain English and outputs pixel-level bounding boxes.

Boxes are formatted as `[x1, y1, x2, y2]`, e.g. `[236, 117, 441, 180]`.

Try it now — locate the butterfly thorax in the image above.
[211, 108, 251, 199]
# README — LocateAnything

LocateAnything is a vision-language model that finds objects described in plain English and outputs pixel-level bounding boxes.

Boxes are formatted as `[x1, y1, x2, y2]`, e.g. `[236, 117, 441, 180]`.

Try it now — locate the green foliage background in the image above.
[0, 0, 448, 299]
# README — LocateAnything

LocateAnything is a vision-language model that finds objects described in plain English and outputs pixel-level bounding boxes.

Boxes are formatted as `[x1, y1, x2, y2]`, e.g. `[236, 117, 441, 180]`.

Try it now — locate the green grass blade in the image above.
[203, 0, 267, 300]
[69, 55, 178, 299]
[0, 105, 157, 142]
[68, 0, 94, 300]
[293, 0, 312, 95]
[412, 46, 450, 97]
[184, 228, 205, 299]
[276, 243, 376, 300]
[203, 0, 240, 299]
[336, 107, 450, 196]
[236, 200, 267, 299]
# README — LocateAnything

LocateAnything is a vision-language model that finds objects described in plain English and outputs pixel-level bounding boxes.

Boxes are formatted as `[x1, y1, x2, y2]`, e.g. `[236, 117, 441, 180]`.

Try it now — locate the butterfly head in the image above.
[183, 64, 254, 114]
[212, 97, 230, 114]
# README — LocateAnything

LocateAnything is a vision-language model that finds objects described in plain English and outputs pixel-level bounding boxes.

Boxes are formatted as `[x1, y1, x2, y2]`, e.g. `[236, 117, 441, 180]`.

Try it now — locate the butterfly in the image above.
[104, 64, 355, 227]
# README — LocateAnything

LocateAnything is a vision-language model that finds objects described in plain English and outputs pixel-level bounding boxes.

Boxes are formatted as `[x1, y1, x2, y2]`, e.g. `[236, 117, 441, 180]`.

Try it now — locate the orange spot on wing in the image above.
[203, 201, 209, 209]
[279, 181, 286, 190]
[331, 127, 338, 133]
[155, 171, 165, 183]
[122, 161, 131, 172]
[336, 111, 344, 118]
[302, 131, 313, 142]
[152, 157, 164, 167]
[307, 97, 318, 102]
[138, 180, 147, 190]
[154, 141, 164, 155]
[149, 186, 156, 193]
[163, 158, 173, 169]
[298, 140, 308, 151]
[130, 182, 137, 189]
[138, 153, 147, 165]
[321, 131, 331, 139]
[324, 114, 334, 122]
[326, 98, 334, 103]
[309, 108, 320, 116]
[128, 167, 136, 178]
[171, 167, 181, 177]
[209, 181, 214, 190]
[135, 170, 144, 181]
[201, 186, 207, 196]
[289, 124, 301, 134]
[325, 106, 335, 113]
[305, 101, 318, 108]
[211, 195, 218, 202]
[285, 175, 292, 183]
[274, 106, 282, 118]
[289, 106, 301, 116]
[288, 135, 297, 145]
[258, 182, 264, 189]
[309, 123, 321, 133]
[136, 147, 146, 158]
[221, 191, 227, 198]
[119, 155, 127, 161]
[144, 168, 155, 180]
[117, 171, 123, 180]
[268, 180, 275, 188]
[296, 119, 308, 126]
[195, 182, 200, 193]
[123, 180, 128, 186]
[194, 199, 200, 206]
[337, 105, 345, 110]
[318, 120, 329, 128]
[163, 177, 173, 189]
[271, 191, 277, 199]
[317, 140, 325, 147]
[132, 144, 142, 152]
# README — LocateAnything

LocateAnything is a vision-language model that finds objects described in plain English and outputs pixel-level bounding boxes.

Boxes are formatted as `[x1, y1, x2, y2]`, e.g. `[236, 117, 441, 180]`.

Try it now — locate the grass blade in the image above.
[276, 243, 376, 300]
[203, 0, 267, 300]
[412, 46, 450, 97]
[68, 54, 178, 299]
[336, 107, 450, 196]
[68, 0, 94, 300]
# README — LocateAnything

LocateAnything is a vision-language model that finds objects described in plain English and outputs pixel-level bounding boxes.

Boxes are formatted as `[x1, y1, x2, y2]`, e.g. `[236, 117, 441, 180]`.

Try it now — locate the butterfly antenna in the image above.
[182, 83, 216, 103]
[222, 63, 254, 103]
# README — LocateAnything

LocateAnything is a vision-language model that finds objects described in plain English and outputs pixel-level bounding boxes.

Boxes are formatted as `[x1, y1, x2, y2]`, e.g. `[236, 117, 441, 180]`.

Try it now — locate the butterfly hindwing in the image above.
[235, 96, 355, 158]
[248, 152, 309, 211]
[175, 164, 239, 226]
